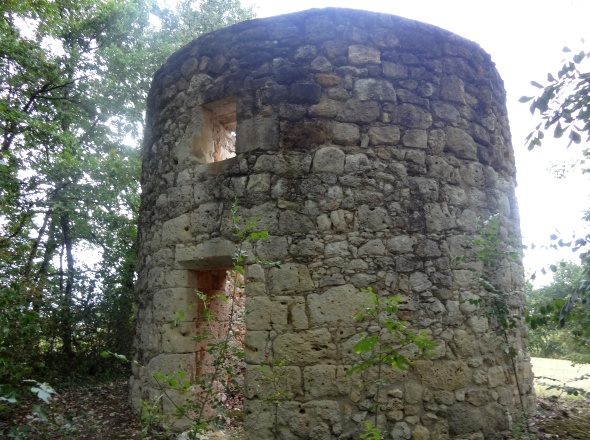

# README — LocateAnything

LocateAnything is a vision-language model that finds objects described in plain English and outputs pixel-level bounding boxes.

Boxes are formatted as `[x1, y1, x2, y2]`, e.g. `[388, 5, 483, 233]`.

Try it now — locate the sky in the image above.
[244, 0, 590, 284]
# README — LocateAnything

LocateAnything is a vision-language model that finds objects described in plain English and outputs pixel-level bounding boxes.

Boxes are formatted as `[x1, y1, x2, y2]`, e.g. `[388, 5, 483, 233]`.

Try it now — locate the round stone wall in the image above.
[132, 7, 534, 439]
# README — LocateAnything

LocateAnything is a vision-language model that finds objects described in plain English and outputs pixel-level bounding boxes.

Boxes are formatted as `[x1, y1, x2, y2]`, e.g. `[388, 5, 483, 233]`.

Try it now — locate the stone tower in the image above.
[131, 8, 534, 439]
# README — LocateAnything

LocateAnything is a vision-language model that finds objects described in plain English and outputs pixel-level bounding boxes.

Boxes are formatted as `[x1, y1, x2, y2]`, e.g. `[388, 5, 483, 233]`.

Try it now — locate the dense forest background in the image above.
[1, 0, 589, 435]
[0, 0, 254, 399]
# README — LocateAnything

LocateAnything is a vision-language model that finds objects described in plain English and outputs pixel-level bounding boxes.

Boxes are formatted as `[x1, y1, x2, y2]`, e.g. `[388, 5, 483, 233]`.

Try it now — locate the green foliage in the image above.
[457, 215, 532, 432]
[522, 45, 590, 151]
[347, 287, 434, 436]
[0, 1, 254, 435]
[526, 262, 590, 362]
[521, 43, 590, 365]
[105, 202, 271, 436]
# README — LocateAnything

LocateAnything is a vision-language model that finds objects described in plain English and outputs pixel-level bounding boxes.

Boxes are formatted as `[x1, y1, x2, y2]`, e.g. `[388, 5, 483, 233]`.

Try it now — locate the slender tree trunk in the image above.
[60, 212, 74, 358]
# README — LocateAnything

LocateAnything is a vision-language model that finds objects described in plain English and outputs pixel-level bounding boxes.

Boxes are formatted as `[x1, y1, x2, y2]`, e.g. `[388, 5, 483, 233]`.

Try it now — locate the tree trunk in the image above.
[60, 212, 74, 358]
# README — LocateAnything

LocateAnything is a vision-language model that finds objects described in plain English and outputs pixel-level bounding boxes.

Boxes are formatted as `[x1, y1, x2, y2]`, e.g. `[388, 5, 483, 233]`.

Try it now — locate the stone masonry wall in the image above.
[132, 8, 535, 439]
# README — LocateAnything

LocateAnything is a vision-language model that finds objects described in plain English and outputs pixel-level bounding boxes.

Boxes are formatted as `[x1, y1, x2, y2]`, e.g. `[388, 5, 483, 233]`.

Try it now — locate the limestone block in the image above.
[349, 45, 381, 65]
[447, 403, 484, 435]
[236, 116, 279, 153]
[465, 389, 491, 407]
[244, 330, 270, 364]
[432, 102, 461, 123]
[244, 364, 302, 399]
[393, 104, 433, 129]
[391, 421, 411, 439]
[290, 238, 325, 256]
[175, 239, 237, 269]
[148, 267, 165, 289]
[382, 61, 408, 78]
[255, 235, 289, 262]
[412, 425, 431, 440]
[404, 380, 423, 404]
[190, 202, 221, 234]
[409, 272, 432, 293]
[368, 125, 401, 145]
[311, 56, 332, 72]
[325, 241, 350, 258]
[253, 154, 287, 174]
[161, 324, 198, 353]
[357, 204, 392, 231]
[410, 177, 440, 202]
[312, 146, 345, 174]
[441, 75, 466, 104]
[245, 263, 265, 283]
[243, 400, 275, 440]
[308, 284, 371, 326]
[452, 329, 476, 357]
[303, 365, 351, 398]
[290, 83, 322, 104]
[444, 127, 477, 161]
[461, 162, 485, 186]
[268, 263, 315, 294]
[415, 360, 471, 391]
[316, 73, 341, 87]
[146, 353, 196, 385]
[309, 98, 343, 118]
[387, 235, 416, 253]
[331, 122, 360, 146]
[247, 173, 270, 193]
[482, 402, 510, 435]
[425, 203, 456, 231]
[152, 288, 199, 324]
[273, 328, 337, 365]
[164, 270, 199, 288]
[428, 129, 446, 154]
[416, 239, 441, 257]
[358, 239, 386, 256]
[246, 296, 273, 330]
[337, 99, 380, 124]
[161, 214, 191, 246]
[354, 78, 396, 102]
[330, 209, 354, 231]
[277, 210, 313, 235]
[403, 129, 428, 149]
[235, 202, 279, 234]
[487, 366, 505, 388]
[467, 315, 488, 334]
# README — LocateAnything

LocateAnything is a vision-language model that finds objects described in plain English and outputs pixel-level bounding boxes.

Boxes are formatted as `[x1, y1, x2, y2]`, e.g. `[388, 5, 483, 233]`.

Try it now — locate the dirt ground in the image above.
[3, 357, 590, 439]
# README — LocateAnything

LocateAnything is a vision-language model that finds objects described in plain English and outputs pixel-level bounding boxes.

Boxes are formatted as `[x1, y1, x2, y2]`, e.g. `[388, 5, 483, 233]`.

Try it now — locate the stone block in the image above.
[236, 116, 279, 153]
[303, 365, 351, 398]
[354, 78, 396, 102]
[308, 284, 371, 326]
[273, 328, 337, 365]
[415, 360, 471, 391]
[369, 125, 401, 145]
[175, 239, 237, 269]
[349, 45, 381, 65]
[290, 83, 322, 104]
[152, 288, 199, 324]
[331, 122, 360, 146]
[244, 330, 270, 364]
[312, 146, 345, 174]
[161, 214, 192, 246]
[444, 127, 477, 161]
[244, 364, 303, 399]
[268, 263, 315, 294]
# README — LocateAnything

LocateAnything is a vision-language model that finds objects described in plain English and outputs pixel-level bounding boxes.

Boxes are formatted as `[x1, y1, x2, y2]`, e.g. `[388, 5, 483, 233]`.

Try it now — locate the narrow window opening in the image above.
[192, 96, 237, 163]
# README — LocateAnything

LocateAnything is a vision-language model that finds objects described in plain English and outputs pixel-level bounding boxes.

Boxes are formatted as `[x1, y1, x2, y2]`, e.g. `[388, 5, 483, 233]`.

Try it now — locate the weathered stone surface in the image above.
[312, 146, 345, 174]
[134, 7, 532, 440]
[308, 284, 371, 326]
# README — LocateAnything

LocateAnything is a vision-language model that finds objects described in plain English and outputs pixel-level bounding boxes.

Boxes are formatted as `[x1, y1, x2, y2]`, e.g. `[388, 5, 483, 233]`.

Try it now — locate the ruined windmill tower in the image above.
[131, 8, 535, 439]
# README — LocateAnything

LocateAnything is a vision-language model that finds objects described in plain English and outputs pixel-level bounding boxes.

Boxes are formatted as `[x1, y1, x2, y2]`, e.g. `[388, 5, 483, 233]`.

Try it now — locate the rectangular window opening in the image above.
[192, 96, 237, 163]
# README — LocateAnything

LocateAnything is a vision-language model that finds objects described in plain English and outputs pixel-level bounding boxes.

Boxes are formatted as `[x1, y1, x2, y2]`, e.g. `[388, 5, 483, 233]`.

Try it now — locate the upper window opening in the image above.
[192, 96, 237, 163]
